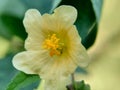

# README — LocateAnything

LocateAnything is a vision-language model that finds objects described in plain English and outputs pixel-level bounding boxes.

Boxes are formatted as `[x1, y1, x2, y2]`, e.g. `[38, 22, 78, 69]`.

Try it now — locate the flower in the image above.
[12, 5, 89, 90]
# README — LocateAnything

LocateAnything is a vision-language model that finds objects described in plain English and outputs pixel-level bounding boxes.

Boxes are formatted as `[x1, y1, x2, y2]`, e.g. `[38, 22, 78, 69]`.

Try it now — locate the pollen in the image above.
[43, 34, 64, 56]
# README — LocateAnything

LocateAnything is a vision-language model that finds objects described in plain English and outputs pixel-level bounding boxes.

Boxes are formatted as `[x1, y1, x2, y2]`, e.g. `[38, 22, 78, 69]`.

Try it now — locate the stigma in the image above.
[43, 34, 64, 57]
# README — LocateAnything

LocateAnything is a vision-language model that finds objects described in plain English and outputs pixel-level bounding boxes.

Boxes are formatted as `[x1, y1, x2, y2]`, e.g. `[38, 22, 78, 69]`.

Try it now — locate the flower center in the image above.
[43, 34, 64, 57]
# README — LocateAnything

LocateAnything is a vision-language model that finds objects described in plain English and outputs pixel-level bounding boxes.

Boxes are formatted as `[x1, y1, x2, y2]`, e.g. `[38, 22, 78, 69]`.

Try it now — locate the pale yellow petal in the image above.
[68, 26, 89, 67]
[39, 55, 77, 79]
[23, 9, 44, 50]
[44, 75, 71, 90]
[23, 9, 42, 34]
[13, 50, 77, 79]
[54, 5, 77, 25]
[12, 51, 51, 74]
[37, 78, 71, 90]
[25, 35, 44, 51]
[40, 13, 68, 35]
[40, 14, 58, 34]
[72, 44, 89, 67]
[78, 48, 89, 67]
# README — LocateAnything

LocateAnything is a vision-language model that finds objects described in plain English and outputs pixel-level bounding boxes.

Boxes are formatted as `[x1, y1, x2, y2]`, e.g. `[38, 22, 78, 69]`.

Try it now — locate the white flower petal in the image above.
[68, 26, 89, 67]
[39, 55, 77, 79]
[54, 5, 77, 25]
[25, 35, 44, 51]
[41, 13, 71, 34]
[40, 14, 59, 34]
[12, 51, 51, 74]
[13, 51, 77, 79]
[44, 75, 71, 90]
[23, 9, 44, 50]
[23, 9, 42, 34]
[73, 44, 89, 67]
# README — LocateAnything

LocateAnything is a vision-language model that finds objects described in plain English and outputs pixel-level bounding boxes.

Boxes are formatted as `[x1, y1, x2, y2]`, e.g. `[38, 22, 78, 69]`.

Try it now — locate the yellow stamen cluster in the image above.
[43, 34, 63, 56]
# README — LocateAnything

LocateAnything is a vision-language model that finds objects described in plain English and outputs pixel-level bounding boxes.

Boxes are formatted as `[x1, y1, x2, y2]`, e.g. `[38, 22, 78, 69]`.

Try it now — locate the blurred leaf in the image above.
[58, 0, 103, 49]
[50, 0, 62, 13]
[75, 67, 88, 74]
[0, 0, 27, 40]
[0, 54, 18, 90]
[91, 0, 103, 22]
[7, 72, 40, 90]
[82, 22, 98, 49]
[21, 0, 60, 14]
[75, 80, 90, 90]
[0, 14, 27, 40]
[0, 19, 12, 39]
[0, 0, 26, 18]
[0, 0, 62, 40]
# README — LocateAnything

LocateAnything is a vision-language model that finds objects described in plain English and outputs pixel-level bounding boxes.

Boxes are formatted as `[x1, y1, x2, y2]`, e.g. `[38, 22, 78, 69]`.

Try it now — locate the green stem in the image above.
[66, 73, 76, 90]
[71, 73, 76, 90]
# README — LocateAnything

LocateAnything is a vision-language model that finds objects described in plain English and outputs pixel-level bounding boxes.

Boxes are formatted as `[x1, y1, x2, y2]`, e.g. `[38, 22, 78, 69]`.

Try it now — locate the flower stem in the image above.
[72, 73, 74, 84]
[71, 73, 76, 90]
[66, 73, 76, 90]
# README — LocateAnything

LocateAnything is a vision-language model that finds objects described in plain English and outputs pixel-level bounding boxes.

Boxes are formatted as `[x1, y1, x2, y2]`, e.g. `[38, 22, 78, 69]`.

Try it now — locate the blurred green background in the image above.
[0, 0, 120, 90]
[76, 0, 120, 90]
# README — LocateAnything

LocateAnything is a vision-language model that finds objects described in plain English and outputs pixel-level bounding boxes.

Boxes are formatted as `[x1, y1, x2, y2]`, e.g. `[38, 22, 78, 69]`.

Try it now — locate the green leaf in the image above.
[21, 0, 60, 14]
[0, 14, 27, 40]
[0, 54, 40, 90]
[6, 72, 40, 90]
[0, 19, 12, 39]
[58, 0, 103, 49]
[0, 0, 26, 18]
[0, 54, 18, 90]
[75, 80, 90, 90]
[83, 84, 90, 90]
[82, 22, 98, 49]
[91, 0, 103, 22]
[0, 0, 61, 40]
[0, 0, 27, 40]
